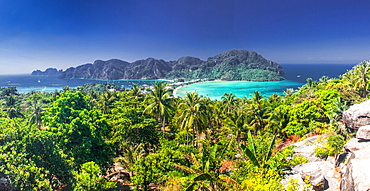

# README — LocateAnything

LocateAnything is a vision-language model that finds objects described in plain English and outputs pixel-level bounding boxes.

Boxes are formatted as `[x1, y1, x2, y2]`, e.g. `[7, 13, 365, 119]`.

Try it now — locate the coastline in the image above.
[172, 85, 182, 98]
[171, 78, 288, 98]
[171, 79, 212, 98]
[172, 79, 304, 100]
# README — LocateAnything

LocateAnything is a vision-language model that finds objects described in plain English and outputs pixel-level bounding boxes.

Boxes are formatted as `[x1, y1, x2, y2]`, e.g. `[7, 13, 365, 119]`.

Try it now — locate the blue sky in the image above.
[1, 0, 370, 74]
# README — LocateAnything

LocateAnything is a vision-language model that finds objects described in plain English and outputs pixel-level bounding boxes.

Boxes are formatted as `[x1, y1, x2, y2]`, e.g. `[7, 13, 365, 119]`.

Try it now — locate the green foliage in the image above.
[43, 91, 113, 168]
[240, 131, 277, 168]
[165, 59, 284, 81]
[74, 161, 116, 191]
[2, 60, 370, 190]
[315, 134, 346, 159]
[283, 89, 341, 137]
[144, 81, 173, 126]
[107, 92, 160, 152]
[0, 118, 72, 190]
[290, 155, 309, 166]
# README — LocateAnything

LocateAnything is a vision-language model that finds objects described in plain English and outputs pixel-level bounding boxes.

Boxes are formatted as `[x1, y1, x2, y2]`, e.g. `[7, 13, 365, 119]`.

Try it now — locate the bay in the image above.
[175, 63, 356, 99]
[0, 63, 357, 96]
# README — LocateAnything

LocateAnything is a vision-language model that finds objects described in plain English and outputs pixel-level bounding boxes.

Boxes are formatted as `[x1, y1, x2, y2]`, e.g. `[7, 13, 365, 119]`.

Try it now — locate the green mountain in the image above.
[33, 49, 285, 81]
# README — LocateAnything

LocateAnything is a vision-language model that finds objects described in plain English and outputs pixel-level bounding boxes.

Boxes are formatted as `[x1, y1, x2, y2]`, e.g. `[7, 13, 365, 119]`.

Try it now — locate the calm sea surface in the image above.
[176, 63, 356, 99]
[0, 74, 159, 93]
[0, 64, 356, 97]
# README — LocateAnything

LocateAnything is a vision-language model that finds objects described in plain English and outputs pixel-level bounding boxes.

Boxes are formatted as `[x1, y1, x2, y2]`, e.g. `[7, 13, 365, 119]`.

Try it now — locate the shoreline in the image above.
[171, 79, 212, 98]
[171, 79, 303, 99]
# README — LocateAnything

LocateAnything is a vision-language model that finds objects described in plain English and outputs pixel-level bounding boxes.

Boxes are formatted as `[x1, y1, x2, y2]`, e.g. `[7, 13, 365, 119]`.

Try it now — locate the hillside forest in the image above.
[0, 61, 370, 190]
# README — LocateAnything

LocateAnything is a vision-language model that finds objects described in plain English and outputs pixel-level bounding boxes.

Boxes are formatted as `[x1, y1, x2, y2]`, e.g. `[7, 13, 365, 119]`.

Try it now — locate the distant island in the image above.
[31, 49, 285, 81]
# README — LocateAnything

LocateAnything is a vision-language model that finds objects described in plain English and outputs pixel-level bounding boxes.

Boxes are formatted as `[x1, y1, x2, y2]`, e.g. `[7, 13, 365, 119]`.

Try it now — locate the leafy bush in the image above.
[74, 162, 116, 191]
[315, 134, 345, 159]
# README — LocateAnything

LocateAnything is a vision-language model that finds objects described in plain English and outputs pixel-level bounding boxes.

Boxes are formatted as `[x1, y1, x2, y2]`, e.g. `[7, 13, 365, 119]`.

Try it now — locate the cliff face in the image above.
[33, 49, 285, 81]
[31, 68, 63, 76]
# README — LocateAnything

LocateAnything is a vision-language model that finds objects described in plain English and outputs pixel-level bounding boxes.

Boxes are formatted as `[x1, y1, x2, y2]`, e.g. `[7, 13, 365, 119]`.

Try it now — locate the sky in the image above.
[1, 0, 370, 74]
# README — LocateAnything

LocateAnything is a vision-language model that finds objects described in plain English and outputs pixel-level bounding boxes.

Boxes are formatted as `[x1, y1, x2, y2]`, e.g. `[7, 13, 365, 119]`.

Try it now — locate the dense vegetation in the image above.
[1, 61, 370, 190]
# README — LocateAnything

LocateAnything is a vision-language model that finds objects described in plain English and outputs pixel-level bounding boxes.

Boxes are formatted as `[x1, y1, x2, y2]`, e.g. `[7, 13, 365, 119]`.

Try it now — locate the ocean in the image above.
[0, 64, 356, 97]
[175, 63, 356, 99]
[0, 74, 160, 93]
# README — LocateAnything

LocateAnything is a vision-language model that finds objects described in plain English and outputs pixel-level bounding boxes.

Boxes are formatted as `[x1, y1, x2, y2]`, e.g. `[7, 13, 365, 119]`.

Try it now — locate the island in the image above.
[32, 49, 285, 82]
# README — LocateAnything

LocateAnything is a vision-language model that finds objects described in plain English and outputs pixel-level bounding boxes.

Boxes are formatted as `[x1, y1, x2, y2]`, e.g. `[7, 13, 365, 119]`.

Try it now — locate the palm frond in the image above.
[171, 163, 198, 174]
[240, 144, 260, 167]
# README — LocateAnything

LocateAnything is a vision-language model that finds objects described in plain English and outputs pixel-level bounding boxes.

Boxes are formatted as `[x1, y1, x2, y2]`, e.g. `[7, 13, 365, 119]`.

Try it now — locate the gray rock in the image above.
[343, 100, 370, 132]
[31, 68, 63, 76]
[283, 134, 370, 190]
[356, 125, 370, 140]
[292, 135, 323, 163]
[340, 138, 370, 191]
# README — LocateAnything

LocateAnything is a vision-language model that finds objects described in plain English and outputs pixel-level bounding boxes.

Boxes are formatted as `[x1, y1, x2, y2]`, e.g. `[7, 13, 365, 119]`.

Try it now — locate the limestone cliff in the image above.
[32, 49, 285, 81]
[31, 68, 63, 77]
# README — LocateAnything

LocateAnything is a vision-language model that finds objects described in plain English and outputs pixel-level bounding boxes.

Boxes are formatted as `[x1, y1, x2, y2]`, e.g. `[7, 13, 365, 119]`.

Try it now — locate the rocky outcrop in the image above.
[292, 136, 323, 163]
[282, 131, 370, 190]
[282, 100, 370, 190]
[58, 59, 131, 80]
[281, 136, 341, 191]
[343, 100, 370, 132]
[32, 49, 285, 81]
[339, 137, 370, 191]
[31, 68, 63, 76]
[356, 125, 370, 140]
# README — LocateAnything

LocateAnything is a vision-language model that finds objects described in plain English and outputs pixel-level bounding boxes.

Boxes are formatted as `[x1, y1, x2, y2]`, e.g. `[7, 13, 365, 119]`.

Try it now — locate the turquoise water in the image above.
[0, 63, 355, 95]
[175, 63, 356, 100]
[175, 80, 304, 100]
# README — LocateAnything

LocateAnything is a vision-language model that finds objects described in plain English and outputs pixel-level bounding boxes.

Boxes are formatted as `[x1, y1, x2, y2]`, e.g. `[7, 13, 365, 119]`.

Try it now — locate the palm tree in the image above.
[250, 90, 263, 104]
[28, 99, 43, 128]
[3, 95, 23, 119]
[283, 88, 295, 97]
[129, 84, 142, 99]
[144, 81, 173, 128]
[171, 143, 240, 191]
[266, 105, 290, 137]
[319, 76, 329, 84]
[247, 102, 268, 133]
[221, 93, 236, 114]
[113, 144, 145, 179]
[306, 78, 314, 88]
[177, 92, 208, 140]
[224, 106, 249, 143]
[353, 61, 370, 98]
[96, 91, 117, 114]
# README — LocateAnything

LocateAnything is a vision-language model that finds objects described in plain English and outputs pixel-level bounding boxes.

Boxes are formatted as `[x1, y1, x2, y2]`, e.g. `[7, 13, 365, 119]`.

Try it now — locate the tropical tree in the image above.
[266, 105, 290, 136]
[3, 94, 23, 119]
[129, 84, 143, 99]
[42, 91, 113, 168]
[221, 93, 236, 114]
[74, 161, 116, 191]
[28, 99, 43, 128]
[144, 81, 173, 128]
[223, 106, 249, 143]
[113, 144, 145, 178]
[283, 88, 295, 97]
[96, 91, 117, 114]
[353, 61, 370, 98]
[177, 92, 208, 140]
[239, 131, 276, 168]
[171, 142, 240, 191]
